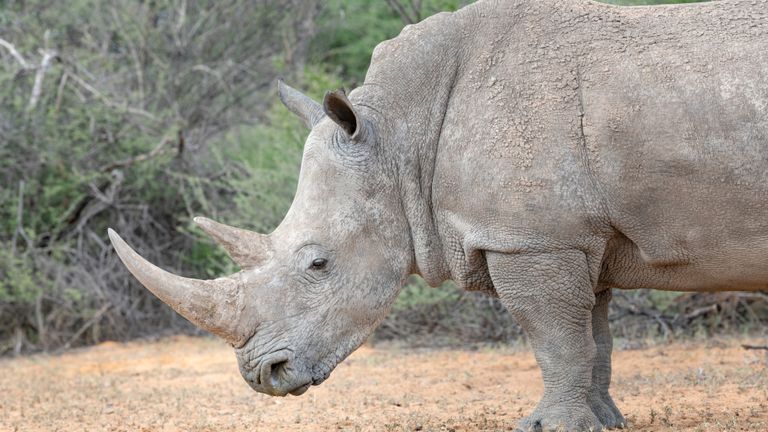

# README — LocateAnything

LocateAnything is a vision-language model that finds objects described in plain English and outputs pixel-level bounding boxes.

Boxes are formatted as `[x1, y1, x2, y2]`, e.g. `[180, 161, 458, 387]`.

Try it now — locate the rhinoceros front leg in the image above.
[488, 250, 602, 432]
[587, 288, 626, 429]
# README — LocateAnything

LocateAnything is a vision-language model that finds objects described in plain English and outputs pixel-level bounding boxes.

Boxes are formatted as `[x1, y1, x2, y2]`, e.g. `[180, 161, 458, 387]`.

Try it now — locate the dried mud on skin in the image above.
[0, 336, 766, 431]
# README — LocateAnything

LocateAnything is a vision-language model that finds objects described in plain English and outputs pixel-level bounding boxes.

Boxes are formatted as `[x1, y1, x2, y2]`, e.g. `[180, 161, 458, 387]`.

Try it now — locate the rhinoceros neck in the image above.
[350, 10, 476, 285]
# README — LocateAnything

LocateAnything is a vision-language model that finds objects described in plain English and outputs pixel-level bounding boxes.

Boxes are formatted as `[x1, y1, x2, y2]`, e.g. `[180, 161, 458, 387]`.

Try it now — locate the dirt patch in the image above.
[1, 336, 766, 431]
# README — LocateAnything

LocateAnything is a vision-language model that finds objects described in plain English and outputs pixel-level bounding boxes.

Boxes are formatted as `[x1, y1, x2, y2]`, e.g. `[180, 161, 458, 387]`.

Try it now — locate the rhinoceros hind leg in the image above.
[587, 288, 626, 429]
[488, 250, 603, 432]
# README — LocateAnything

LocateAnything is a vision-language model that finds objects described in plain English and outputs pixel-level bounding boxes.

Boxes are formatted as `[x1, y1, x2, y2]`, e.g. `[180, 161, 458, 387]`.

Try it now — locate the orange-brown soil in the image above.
[1, 336, 766, 431]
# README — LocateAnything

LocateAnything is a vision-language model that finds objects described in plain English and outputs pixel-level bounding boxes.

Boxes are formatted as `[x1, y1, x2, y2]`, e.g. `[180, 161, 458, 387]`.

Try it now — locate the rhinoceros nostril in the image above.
[269, 359, 289, 384]
[259, 353, 292, 395]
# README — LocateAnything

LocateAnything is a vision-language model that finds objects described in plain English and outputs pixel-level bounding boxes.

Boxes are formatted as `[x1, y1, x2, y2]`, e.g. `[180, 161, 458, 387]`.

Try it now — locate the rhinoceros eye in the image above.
[310, 258, 327, 270]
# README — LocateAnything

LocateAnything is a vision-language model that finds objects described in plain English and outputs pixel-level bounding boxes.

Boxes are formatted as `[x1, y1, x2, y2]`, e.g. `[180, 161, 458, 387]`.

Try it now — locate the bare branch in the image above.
[54, 72, 68, 112]
[99, 136, 173, 173]
[35, 294, 47, 351]
[385, 0, 418, 25]
[58, 303, 112, 352]
[411, 0, 422, 23]
[65, 67, 158, 121]
[677, 304, 718, 322]
[175, 0, 188, 47]
[109, 7, 146, 106]
[27, 49, 58, 111]
[0, 37, 31, 69]
[11, 180, 24, 256]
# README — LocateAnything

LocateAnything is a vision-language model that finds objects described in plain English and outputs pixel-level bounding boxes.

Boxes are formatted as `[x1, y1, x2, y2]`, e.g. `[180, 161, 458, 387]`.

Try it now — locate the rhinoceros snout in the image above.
[240, 351, 312, 397]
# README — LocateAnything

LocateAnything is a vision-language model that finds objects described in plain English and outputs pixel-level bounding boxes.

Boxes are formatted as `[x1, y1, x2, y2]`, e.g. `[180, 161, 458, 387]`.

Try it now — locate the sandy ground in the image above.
[0, 336, 766, 432]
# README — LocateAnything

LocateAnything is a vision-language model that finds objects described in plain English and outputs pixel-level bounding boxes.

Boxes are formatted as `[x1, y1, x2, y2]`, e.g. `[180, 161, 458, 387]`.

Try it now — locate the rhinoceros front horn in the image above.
[108, 229, 251, 347]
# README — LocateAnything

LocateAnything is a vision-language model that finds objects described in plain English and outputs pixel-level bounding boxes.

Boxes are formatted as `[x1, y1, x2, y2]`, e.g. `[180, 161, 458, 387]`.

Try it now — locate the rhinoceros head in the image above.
[109, 81, 413, 396]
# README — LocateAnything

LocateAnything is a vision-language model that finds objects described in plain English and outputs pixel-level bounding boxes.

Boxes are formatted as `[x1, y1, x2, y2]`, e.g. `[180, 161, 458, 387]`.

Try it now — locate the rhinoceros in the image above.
[109, 0, 768, 430]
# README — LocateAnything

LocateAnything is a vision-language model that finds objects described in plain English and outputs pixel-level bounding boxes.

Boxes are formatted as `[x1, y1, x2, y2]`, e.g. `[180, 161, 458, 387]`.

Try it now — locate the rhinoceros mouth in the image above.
[310, 362, 336, 386]
[312, 376, 327, 386]
[288, 382, 311, 396]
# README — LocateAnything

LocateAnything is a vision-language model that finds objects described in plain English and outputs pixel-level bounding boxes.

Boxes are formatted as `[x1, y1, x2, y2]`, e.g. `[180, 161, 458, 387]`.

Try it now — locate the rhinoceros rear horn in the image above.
[107, 229, 251, 347]
[193, 217, 272, 269]
[277, 79, 324, 129]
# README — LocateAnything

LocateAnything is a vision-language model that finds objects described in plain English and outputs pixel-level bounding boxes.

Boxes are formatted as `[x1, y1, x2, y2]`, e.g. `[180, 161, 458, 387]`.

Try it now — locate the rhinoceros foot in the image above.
[588, 392, 626, 430]
[515, 403, 603, 432]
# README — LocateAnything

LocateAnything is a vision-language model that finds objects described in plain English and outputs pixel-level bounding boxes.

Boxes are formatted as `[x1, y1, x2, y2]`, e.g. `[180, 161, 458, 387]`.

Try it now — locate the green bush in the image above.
[0, 251, 48, 305]
[0, 0, 323, 354]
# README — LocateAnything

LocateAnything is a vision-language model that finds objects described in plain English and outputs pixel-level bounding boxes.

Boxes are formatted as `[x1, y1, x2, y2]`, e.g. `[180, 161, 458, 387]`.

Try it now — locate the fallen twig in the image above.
[741, 344, 768, 351]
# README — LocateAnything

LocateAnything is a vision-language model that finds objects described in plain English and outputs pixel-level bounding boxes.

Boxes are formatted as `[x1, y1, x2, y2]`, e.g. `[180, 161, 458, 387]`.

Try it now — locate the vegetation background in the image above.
[1, 0, 765, 355]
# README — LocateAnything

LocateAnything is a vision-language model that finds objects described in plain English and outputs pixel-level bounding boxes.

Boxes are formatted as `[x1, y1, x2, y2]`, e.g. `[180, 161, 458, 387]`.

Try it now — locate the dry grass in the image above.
[0, 336, 766, 431]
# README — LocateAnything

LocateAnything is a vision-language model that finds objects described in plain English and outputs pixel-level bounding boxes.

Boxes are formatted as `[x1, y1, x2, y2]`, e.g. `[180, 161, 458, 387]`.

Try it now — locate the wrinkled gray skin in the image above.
[109, 0, 768, 430]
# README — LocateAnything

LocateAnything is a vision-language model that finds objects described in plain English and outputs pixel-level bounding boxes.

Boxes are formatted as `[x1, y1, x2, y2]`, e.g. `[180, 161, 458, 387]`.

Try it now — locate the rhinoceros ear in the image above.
[323, 88, 361, 139]
[277, 79, 323, 129]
